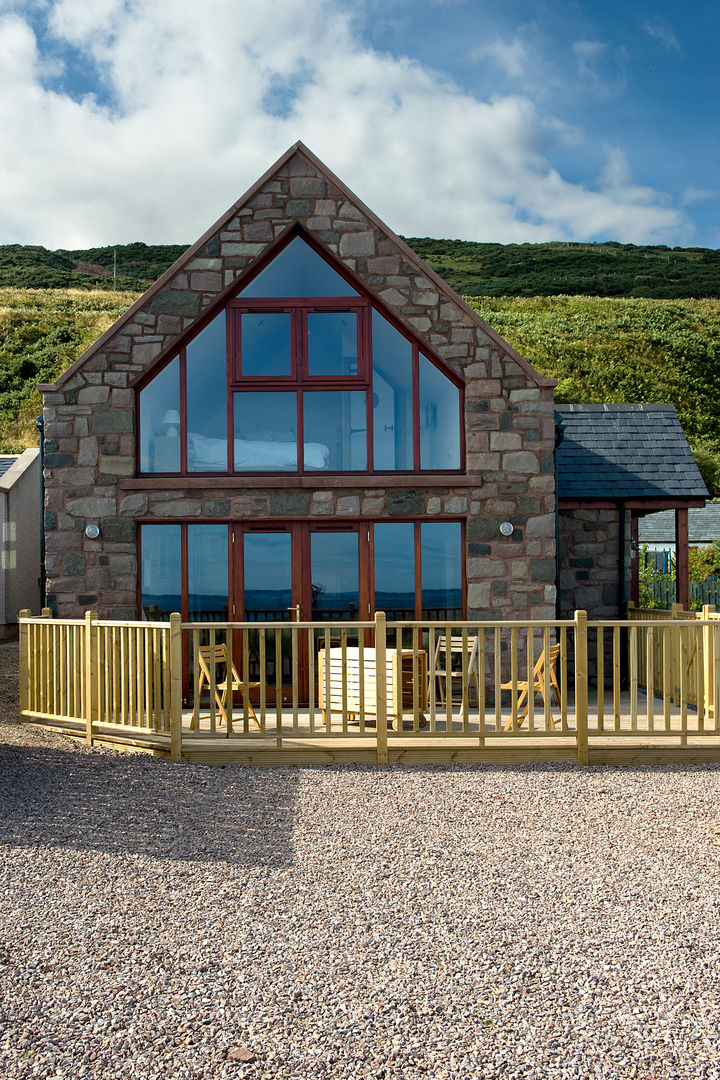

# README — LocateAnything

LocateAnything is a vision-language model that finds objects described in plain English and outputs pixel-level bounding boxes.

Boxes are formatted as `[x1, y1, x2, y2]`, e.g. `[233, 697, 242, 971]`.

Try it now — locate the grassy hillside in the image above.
[1, 239, 719, 299]
[2, 288, 719, 495]
[409, 240, 720, 299]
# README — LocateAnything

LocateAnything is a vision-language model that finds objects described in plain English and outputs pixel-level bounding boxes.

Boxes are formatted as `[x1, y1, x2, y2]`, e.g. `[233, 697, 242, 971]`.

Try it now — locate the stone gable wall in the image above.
[42, 150, 556, 620]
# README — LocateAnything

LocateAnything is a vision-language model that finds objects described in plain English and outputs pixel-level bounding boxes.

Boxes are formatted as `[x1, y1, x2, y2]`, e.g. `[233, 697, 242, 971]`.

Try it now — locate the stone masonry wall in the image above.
[558, 508, 631, 620]
[42, 148, 556, 620]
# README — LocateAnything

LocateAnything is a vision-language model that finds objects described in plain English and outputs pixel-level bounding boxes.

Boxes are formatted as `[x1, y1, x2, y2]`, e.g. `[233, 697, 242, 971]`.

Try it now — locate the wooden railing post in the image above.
[84, 610, 98, 745]
[375, 611, 388, 767]
[702, 605, 714, 719]
[169, 613, 183, 762]
[18, 610, 30, 720]
[574, 610, 588, 765]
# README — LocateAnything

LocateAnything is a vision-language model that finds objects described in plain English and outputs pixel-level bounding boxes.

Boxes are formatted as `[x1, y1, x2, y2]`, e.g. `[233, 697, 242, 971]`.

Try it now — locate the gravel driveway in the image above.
[1, 642, 720, 1079]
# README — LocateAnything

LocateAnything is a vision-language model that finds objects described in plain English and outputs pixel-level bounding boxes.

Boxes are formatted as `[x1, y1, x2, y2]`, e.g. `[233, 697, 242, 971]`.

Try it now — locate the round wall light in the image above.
[85, 524, 101, 539]
[499, 521, 514, 536]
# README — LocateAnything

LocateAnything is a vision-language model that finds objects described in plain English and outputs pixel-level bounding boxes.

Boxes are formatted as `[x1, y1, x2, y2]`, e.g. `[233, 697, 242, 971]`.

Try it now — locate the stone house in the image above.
[38, 143, 705, 626]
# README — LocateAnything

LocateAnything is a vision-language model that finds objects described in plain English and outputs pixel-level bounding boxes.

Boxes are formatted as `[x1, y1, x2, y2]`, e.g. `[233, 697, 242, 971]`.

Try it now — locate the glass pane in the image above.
[421, 522, 462, 620]
[140, 525, 181, 618]
[372, 310, 413, 470]
[188, 525, 228, 621]
[308, 312, 357, 376]
[419, 354, 461, 470]
[311, 532, 359, 620]
[233, 392, 298, 471]
[241, 312, 291, 377]
[303, 391, 366, 471]
[139, 357, 180, 473]
[244, 533, 292, 621]
[187, 313, 227, 471]
[239, 235, 358, 298]
[374, 523, 415, 619]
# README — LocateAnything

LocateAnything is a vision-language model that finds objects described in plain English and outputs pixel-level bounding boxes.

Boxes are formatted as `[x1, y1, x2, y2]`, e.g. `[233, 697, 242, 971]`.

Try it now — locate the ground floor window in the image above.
[139, 520, 463, 622]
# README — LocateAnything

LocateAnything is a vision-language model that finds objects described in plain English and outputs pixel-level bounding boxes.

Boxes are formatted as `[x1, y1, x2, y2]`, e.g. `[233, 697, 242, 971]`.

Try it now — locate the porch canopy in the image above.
[555, 404, 708, 608]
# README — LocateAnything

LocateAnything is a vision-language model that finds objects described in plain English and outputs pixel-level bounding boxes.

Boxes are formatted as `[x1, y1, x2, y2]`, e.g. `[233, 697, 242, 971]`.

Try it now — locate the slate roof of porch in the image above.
[555, 404, 708, 500]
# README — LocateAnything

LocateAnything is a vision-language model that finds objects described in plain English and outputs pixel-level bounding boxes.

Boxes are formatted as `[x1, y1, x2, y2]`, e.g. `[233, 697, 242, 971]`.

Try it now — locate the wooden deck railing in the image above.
[18, 607, 720, 764]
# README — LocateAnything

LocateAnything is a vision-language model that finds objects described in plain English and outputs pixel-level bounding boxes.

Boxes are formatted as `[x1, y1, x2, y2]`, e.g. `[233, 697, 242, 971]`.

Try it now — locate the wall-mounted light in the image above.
[499, 521, 514, 536]
[85, 524, 101, 539]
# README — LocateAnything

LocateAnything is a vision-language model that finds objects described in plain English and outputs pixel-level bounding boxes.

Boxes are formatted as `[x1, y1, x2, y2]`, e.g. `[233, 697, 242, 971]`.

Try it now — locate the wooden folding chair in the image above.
[430, 634, 480, 713]
[502, 643, 562, 730]
[192, 643, 261, 730]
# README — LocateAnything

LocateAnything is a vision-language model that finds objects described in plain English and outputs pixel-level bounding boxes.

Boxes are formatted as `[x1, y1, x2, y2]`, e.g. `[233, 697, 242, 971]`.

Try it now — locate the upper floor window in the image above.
[138, 233, 462, 475]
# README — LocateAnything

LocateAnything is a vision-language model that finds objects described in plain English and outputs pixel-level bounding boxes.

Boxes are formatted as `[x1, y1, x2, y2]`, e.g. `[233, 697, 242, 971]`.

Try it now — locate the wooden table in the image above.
[318, 647, 428, 729]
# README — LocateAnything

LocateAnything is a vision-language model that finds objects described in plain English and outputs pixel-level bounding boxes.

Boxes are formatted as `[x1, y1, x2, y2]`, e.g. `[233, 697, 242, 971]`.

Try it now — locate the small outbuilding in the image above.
[0, 449, 41, 637]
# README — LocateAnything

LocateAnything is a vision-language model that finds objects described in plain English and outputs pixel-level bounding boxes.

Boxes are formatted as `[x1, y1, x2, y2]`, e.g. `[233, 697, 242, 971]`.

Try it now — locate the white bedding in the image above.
[188, 432, 329, 471]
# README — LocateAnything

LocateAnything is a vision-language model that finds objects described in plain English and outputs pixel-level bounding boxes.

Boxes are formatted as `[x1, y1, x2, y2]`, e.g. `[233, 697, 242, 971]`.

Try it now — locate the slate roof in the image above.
[639, 505, 720, 544]
[0, 456, 18, 479]
[555, 404, 708, 500]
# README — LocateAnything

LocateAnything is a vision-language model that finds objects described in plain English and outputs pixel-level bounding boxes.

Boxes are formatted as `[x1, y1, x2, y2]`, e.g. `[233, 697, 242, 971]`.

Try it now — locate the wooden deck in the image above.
[18, 608, 720, 766]
[32, 690, 720, 766]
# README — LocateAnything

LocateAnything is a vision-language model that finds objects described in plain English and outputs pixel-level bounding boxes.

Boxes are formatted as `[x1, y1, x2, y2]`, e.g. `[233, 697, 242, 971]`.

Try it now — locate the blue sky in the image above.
[0, 0, 717, 248]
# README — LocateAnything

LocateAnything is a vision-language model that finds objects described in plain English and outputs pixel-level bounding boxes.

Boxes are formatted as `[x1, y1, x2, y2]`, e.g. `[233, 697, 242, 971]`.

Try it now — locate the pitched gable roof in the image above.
[41, 142, 554, 392]
[556, 404, 708, 500]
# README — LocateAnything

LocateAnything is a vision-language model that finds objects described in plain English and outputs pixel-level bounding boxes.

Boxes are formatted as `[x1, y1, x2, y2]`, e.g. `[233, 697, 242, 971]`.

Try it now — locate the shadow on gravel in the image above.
[0, 740, 299, 866]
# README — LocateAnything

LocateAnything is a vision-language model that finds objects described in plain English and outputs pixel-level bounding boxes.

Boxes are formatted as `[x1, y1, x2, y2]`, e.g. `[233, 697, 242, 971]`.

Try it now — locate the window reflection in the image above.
[241, 313, 291, 377]
[421, 522, 462, 619]
[419, 354, 461, 470]
[371, 311, 413, 470]
[308, 312, 357, 376]
[374, 523, 415, 618]
[303, 391, 366, 471]
[139, 357, 180, 473]
[244, 534, 292, 620]
[187, 314, 227, 471]
[311, 532, 359, 620]
[239, 236, 359, 298]
[233, 392, 300, 471]
[188, 525, 228, 621]
[140, 525, 181, 618]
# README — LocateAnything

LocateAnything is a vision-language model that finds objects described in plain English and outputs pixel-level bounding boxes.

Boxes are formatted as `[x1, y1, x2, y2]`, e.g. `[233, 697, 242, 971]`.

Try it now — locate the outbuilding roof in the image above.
[0, 456, 18, 479]
[639, 504, 720, 544]
[555, 404, 708, 500]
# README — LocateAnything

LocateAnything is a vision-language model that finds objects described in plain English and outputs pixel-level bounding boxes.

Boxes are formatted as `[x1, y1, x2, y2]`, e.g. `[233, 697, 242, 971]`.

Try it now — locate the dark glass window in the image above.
[234, 392, 298, 470]
[240, 313, 291, 377]
[421, 522, 463, 619]
[371, 310, 413, 470]
[187, 524, 228, 621]
[244, 533, 292, 620]
[239, 235, 359, 298]
[138, 235, 463, 476]
[310, 532, 360, 620]
[139, 356, 180, 473]
[303, 391, 366, 471]
[419, 354, 461, 470]
[140, 524, 181, 618]
[374, 523, 415, 619]
[187, 313, 227, 472]
[307, 312, 358, 376]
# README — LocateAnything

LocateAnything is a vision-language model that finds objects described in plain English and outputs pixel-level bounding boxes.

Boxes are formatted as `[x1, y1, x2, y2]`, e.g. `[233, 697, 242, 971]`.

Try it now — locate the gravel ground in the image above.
[2, 643, 720, 1079]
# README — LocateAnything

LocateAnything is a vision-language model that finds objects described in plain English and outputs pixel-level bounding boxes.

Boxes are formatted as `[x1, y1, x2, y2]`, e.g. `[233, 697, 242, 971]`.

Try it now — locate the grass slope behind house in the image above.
[2, 239, 720, 299]
[2, 288, 719, 496]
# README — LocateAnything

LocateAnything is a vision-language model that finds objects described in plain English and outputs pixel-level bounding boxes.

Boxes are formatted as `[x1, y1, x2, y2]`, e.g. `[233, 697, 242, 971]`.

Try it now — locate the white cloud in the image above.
[644, 20, 681, 54]
[472, 37, 530, 79]
[681, 186, 718, 207]
[0, 0, 689, 247]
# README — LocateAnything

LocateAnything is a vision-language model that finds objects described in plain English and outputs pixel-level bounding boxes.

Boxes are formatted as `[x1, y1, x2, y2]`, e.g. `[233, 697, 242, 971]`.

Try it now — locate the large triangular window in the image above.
[138, 234, 462, 474]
